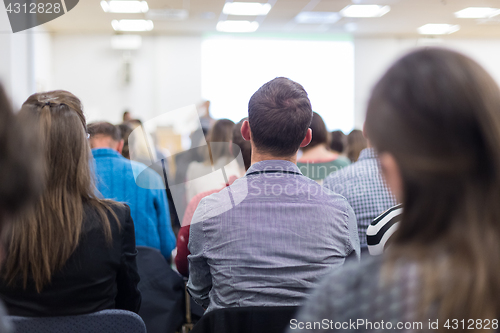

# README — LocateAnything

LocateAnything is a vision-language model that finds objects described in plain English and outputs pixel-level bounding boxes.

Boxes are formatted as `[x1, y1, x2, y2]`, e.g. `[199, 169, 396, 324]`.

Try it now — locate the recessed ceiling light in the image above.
[417, 24, 460, 35]
[454, 7, 500, 19]
[340, 5, 390, 18]
[101, 1, 149, 13]
[111, 19, 154, 32]
[216, 20, 260, 33]
[222, 2, 272, 16]
[295, 12, 341, 24]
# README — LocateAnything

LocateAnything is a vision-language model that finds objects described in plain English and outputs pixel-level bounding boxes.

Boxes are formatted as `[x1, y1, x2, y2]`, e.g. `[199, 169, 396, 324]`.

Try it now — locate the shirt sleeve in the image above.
[175, 224, 191, 277]
[345, 203, 361, 261]
[154, 188, 176, 259]
[115, 205, 142, 313]
[187, 199, 212, 309]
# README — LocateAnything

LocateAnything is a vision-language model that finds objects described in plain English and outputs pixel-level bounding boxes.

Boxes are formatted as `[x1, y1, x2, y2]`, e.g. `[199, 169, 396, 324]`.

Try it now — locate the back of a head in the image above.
[232, 118, 252, 171]
[365, 48, 500, 322]
[302, 112, 328, 152]
[248, 77, 313, 157]
[19, 91, 91, 192]
[117, 123, 133, 159]
[207, 118, 235, 163]
[88, 122, 122, 148]
[0, 83, 43, 233]
[5, 90, 116, 293]
[346, 129, 367, 162]
[330, 130, 346, 154]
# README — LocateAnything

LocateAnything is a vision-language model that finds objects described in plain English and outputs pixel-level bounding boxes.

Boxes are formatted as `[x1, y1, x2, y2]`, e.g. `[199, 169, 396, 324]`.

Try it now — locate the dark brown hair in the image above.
[329, 130, 346, 153]
[346, 129, 367, 162]
[117, 123, 133, 159]
[206, 119, 235, 165]
[248, 77, 312, 157]
[302, 112, 329, 151]
[232, 118, 252, 171]
[88, 121, 122, 142]
[365, 48, 500, 328]
[0, 83, 43, 230]
[3, 90, 120, 292]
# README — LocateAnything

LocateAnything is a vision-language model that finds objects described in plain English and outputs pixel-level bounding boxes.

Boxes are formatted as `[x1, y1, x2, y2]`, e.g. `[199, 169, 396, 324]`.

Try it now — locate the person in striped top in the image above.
[366, 204, 402, 255]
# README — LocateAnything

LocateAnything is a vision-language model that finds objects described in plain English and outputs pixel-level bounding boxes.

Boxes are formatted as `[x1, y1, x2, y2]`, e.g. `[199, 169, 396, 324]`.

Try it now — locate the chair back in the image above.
[9, 309, 146, 333]
[136, 246, 185, 333]
[190, 306, 299, 333]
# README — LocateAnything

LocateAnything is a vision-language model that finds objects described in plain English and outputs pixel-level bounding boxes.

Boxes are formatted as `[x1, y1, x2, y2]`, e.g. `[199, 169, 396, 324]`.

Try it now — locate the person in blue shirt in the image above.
[88, 121, 175, 259]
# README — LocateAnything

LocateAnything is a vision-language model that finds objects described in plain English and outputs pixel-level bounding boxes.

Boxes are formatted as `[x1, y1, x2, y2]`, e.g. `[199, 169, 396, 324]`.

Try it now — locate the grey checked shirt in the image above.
[187, 160, 360, 313]
[288, 256, 421, 333]
[324, 148, 398, 245]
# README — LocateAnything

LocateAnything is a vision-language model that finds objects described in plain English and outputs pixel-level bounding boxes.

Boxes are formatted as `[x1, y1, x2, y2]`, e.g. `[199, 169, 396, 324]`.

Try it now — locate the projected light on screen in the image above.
[201, 36, 354, 133]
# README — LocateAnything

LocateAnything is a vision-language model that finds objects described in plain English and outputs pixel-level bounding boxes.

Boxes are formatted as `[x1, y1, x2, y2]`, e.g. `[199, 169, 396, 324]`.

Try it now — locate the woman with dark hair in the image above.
[185, 119, 241, 201]
[346, 129, 367, 162]
[329, 130, 347, 154]
[0, 90, 141, 317]
[290, 48, 500, 332]
[297, 112, 350, 184]
[0, 84, 44, 331]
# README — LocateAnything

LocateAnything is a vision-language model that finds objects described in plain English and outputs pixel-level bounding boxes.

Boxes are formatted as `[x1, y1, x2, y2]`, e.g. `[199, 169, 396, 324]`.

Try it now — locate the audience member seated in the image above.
[329, 130, 347, 155]
[0, 91, 141, 316]
[175, 119, 252, 277]
[346, 129, 367, 162]
[0, 84, 44, 331]
[187, 77, 360, 313]
[185, 119, 242, 202]
[297, 112, 350, 184]
[366, 204, 402, 255]
[88, 122, 175, 260]
[323, 128, 397, 250]
[173, 127, 208, 223]
[291, 48, 500, 332]
[117, 122, 133, 159]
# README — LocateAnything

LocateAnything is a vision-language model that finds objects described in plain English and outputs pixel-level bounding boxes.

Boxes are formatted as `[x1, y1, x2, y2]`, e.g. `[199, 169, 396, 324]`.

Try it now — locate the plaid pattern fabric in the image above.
[288, 256, 421, 333]
[324, 148, 398, 245]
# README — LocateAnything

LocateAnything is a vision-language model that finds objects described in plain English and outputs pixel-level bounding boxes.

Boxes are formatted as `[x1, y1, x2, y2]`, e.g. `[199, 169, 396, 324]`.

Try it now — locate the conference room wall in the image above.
[354, 37, 500, 129]
[6, 33, 500, 131]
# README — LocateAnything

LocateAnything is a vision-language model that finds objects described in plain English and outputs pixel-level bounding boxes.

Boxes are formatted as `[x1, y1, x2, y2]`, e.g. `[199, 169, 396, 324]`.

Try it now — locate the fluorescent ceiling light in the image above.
[454, 7, 500, 19]
[222, 2, 272, 16]
[216, 20, 259, 32]
[146, 9, 189, 21]
[111, 35, 142, 50]
[295, 12, 341, 24]
[340, 5, 390, 18]
[111, 19, 154, 31]
[417, 24, 460, 35]
[101, 1, 148, 13]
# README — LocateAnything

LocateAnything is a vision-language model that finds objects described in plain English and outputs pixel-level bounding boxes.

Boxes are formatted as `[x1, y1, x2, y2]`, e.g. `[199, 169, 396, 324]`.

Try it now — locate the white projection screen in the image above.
[201, 35, 355, 133]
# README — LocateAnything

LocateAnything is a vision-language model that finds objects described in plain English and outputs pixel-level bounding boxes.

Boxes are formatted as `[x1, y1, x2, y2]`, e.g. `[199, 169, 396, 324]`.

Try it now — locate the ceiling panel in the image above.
[44, 0, 500, 37]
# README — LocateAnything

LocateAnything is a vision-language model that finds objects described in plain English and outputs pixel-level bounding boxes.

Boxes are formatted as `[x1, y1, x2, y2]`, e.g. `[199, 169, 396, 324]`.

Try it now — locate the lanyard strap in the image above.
[246, 170, 301, 177]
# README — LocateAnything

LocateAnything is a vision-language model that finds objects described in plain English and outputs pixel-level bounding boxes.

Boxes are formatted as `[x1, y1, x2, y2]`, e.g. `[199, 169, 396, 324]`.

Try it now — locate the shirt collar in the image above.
[358, 148, 378, 161]
[245, 160, 302, 176]
[91, 148, 122, 158]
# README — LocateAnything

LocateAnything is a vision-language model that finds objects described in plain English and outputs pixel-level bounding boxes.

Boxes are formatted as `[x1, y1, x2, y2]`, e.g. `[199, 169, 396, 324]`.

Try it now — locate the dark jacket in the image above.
[0, 203, 141, 316]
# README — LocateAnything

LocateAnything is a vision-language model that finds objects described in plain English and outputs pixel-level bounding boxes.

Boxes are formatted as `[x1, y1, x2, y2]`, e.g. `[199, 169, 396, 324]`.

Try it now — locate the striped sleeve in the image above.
[366, 204, 403, 256]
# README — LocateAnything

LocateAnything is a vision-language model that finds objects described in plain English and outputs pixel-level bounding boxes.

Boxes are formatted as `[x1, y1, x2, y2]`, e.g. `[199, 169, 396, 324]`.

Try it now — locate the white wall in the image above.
[353, 38, 500, 129]
[0, 8, 52, 111]
[51, 34, 202, 124]
[33, 34, 500, 131]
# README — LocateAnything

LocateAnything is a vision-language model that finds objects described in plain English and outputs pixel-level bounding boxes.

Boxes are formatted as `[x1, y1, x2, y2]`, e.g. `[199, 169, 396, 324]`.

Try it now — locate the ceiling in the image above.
[44, 0, 500, 37]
